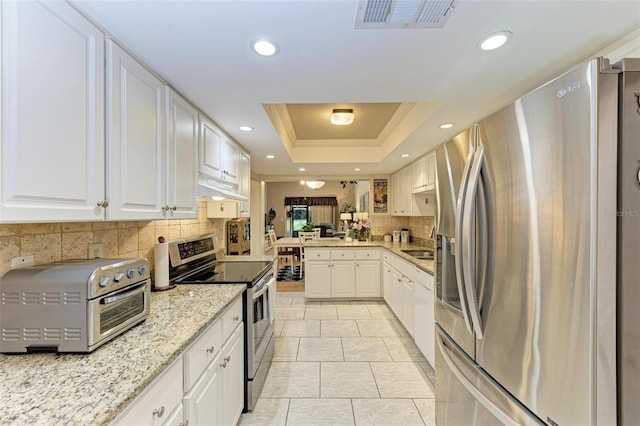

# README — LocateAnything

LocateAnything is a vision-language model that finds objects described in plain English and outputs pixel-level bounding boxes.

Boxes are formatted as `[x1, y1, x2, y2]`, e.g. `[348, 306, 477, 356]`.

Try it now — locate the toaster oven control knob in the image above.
[98, 276, 110, 288]
[139, 265, 147, 276]
[114, 272, 124, 282]
[127, 269, 135, 279]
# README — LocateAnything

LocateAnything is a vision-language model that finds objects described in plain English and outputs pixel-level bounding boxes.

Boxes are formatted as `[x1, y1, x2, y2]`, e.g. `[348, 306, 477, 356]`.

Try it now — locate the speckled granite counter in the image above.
[0, 284, 246, 425]
[303, 239, 434, 275]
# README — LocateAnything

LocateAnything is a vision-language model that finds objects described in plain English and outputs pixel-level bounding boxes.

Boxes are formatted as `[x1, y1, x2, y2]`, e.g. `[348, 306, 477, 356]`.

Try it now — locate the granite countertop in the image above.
[0, 284, 246, 425]
[303, 239, 434, 275]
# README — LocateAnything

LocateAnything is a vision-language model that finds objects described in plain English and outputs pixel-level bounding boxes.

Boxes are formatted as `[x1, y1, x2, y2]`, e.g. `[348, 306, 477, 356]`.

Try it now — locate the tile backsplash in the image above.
[0, 201, 225, 277]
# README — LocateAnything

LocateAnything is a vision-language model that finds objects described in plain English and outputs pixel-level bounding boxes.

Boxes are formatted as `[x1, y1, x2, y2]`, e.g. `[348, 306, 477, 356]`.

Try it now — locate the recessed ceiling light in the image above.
[401, 154, 410, 158]
[478, 31, 512, 51]
[251, 39, 279, 57]
[266, 154, 275, 159]
[239, 125, 253, 132]
[298, 168, 306, 172]
[439, 123, 454, 129]
[354, 168, 361, 171]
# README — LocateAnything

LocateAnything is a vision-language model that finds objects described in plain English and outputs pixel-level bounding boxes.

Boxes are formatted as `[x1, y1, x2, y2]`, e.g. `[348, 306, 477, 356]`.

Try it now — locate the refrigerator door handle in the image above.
[462, 142, 485, 338]
[436, 327, 544, 426]
[454, 147, 474, 334]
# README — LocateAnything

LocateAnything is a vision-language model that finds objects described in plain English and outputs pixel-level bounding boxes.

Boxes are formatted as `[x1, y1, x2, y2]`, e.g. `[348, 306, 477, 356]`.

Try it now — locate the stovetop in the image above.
[175, 260, 273, 285]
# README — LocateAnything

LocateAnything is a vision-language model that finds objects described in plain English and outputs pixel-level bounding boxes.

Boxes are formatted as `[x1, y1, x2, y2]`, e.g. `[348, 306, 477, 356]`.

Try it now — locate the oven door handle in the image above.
[252, 277, 274, 301]
[101, 282, 148, 305]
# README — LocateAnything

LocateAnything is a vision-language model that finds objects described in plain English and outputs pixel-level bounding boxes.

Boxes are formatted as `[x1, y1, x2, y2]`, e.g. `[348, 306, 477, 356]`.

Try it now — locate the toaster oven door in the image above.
[88, 279, 150, 349]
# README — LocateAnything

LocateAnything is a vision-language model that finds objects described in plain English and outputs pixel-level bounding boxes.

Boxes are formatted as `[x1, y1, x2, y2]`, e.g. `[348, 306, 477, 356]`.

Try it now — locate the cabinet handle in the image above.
[224, 355, 231, 362]
[153, 406, 165, 418]
[179, 421, 189, 426]
[206, 346, 215, 353]
[233, 315, 240, 321]
[162, 205, 170, 211]
[220, 360, 228, 368]
[171, 206, 177, 211]
[96, 200, 109, 208]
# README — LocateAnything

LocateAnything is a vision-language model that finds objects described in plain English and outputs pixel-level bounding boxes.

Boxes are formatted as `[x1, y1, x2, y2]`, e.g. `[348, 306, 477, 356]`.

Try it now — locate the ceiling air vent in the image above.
[355, 0, 456, 29]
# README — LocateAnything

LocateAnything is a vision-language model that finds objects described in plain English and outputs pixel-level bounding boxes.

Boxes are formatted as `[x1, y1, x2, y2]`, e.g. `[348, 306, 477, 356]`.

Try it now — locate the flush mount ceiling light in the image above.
[239, 125, 253, 131]
[304, 180, 326, 189]
[478, 31, 512, 51]
[401, 154, 410, 158]
[354, 168, 361, 171]
[331, 108, 355, 125]
[266, 154, 275, 159]
[439, 122, 454, 129]
[298, 168, 306, 172]
[251, 39, 279, 57]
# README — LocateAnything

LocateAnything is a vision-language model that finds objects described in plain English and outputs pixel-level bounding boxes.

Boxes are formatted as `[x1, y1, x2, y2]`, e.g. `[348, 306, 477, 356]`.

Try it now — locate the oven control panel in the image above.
[168, 234, 219, 267]
[89, 258, 150, 298]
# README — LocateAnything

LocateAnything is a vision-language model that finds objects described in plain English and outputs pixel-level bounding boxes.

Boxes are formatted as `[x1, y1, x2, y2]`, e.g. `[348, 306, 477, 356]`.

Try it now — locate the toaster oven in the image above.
[0, 258, 150, 353]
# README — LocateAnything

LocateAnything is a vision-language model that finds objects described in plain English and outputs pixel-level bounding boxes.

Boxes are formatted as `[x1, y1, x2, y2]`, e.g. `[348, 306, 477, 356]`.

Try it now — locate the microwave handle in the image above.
[101, 281, 148, 305]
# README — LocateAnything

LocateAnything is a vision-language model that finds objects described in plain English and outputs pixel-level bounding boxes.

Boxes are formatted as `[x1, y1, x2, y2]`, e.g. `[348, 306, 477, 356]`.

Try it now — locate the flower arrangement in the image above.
[350, 219, 371, 241]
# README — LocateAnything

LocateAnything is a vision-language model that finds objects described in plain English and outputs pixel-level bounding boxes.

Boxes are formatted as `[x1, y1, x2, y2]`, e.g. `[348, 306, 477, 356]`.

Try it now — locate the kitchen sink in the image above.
[401, 250, 434, 260]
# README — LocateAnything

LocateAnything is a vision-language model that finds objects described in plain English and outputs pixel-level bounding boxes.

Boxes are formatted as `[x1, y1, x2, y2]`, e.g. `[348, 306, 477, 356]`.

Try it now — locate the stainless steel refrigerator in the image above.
[433, 57, 639, 425]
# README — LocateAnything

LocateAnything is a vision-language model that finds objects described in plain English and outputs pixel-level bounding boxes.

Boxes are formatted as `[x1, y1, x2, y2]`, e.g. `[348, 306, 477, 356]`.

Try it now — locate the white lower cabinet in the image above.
[331, 261, 355, 298]
[112, 296, 244, 426]
[305, 248, 380, 299]
[414, 273, 435, 367]
[400, 275, 415, 337]
[221, 326, 245, 426]
[112, 357, 183, 426]
[383, 250, 435, 361]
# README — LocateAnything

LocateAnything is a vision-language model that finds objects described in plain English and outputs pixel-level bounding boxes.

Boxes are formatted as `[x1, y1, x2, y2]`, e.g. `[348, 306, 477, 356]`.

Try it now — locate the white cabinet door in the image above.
[400, 276, 415, 337]
[355, 260, 381, 297]
[411, 155, 427, 193]
[305, 261, 332, 298]
[0, 0, 105, 222]
[113, 358, 183, 426]
[199, 115, 224, 181]
[221, 138, 239, 184]
[414, 280, 434, 366]
[166, 88, 198, 219]
[237, 152, 251, 217]
[221, 325, 244, 426]
[425, 152, 436, 190]
[199, 114, 239, 186]
[331, 261, 355, 298]
[107, 40, 166, 220]
[184, 350, 223, 426]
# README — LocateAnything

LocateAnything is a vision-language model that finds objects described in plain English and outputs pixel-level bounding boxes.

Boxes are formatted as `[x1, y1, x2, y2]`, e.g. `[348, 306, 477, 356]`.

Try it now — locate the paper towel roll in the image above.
[154, 242, 169, 289]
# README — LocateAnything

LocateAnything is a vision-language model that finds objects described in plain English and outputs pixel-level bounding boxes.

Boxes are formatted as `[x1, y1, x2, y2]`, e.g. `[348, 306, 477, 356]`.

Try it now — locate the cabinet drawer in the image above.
[307, 249, 331, 260]
[355, 249, 380, 260]
[183, 319, 223, 390]
[331, 249, 354, 260]
[221, 296, 243, 342]
[113, 357, 183, 426]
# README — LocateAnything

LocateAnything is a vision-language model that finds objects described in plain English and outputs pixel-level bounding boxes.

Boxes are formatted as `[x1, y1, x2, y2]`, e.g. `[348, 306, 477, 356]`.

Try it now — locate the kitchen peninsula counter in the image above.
[0, 284, 246, 425]
[304, 239, 434, 275]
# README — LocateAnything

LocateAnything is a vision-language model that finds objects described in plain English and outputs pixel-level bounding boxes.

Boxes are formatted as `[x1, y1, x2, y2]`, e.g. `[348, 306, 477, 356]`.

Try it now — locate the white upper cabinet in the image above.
[237, 152, 250, 217]
[106, 40, 166, 220]
[412, 152, 435, 193]
[166, 87, 198, 219]
[199, 115, 239, 185]
[391, 166, 412, 216]
[0, 0, 105, 222]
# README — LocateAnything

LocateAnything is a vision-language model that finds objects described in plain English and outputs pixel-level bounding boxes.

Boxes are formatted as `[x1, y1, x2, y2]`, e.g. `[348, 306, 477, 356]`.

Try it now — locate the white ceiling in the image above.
[73, 0, 640, 181]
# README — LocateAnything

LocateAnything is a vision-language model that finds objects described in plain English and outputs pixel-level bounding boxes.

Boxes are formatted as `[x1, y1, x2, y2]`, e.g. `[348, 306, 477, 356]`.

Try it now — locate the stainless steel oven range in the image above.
[0, 258, 150, 353]
[168, 234, 275, 412]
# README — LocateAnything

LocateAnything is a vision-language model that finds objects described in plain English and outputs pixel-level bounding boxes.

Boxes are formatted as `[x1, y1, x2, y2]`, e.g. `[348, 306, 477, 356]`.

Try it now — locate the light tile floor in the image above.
[239, 292, 435, 426]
